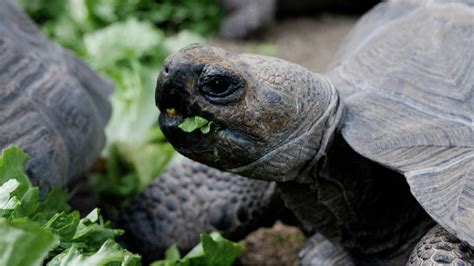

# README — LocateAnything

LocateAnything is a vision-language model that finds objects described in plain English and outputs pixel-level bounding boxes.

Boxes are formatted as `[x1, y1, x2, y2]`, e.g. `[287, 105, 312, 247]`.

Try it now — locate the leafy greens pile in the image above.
[17, 0, 223, 205]
[0, 146, 244, 266]
[0, 146, 139, 265]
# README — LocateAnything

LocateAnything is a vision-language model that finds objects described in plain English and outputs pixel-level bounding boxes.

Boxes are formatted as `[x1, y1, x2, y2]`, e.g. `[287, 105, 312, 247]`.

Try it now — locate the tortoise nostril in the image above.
[163, 66, 170, 75]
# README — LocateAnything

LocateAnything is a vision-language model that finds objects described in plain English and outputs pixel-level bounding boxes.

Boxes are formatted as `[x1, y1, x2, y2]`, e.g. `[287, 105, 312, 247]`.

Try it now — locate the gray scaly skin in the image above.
[407, 225, 474, 266]
[153, 1, 474, 262]
[0, 0, 112, 195]
[118, 158, 292, 263]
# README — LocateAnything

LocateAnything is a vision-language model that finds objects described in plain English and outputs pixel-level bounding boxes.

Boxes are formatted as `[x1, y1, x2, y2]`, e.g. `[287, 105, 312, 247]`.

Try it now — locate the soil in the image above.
[210, 15, 357, 73]
[210, 15, 358, 266]
[236, 222, 306, 266]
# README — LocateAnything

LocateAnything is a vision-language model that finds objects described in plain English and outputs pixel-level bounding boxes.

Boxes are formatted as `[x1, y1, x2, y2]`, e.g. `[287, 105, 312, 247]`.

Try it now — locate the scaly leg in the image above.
[407, 225, 474, 265]
[118, 158, 285, 262]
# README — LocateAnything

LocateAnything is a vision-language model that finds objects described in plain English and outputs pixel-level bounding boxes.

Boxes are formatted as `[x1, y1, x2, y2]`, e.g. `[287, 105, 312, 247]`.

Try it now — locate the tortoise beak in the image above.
[155, 56, 214, 152]
[155, 60, 197, 117]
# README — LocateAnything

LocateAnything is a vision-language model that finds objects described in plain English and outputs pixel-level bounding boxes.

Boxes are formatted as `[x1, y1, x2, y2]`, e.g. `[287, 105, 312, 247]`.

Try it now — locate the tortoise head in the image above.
[156, 44, 342, 182]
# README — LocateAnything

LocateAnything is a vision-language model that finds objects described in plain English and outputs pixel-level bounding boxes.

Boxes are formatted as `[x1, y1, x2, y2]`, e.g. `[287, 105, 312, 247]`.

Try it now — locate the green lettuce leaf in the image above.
[70, 208, 124, 252]
[84, 18, 164, 70]
[0, 147, 40, 219]
[0, 218, 59, 266]
[13, 186, 40, 218]
[47, 239, 140, 266]
[165, 244, 181, 262]
[178, 116, 214, 134]
[33, 188, 70, 224]
[0, 146, 32, 198]
[0, 179, 19, 207]
[44, 211, 81, 242]
[0, 179, 20, 217]
[151, 232, 244, 266]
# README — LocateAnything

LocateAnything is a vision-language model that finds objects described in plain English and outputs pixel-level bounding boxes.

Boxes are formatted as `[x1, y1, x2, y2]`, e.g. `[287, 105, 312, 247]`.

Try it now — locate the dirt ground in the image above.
[210, 15, 357, 265]
[211, 15, 357, 73]
[236, 222, 306, 266]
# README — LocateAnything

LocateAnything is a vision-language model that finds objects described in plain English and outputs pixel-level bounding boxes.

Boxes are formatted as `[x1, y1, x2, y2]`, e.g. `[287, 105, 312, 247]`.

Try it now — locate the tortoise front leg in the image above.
[117, 158, 285, 262]
[407, 225, 474, 265]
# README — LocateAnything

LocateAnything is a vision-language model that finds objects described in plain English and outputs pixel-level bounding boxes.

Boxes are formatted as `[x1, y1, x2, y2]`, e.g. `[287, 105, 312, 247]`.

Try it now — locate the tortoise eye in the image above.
[197, 65, 246, 104]
[208, 77, 232, 96]
[199, 75, 238, 98]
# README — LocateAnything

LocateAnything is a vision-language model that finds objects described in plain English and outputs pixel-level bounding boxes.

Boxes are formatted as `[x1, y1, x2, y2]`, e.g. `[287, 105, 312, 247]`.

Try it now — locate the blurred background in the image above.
[16, 0, 374, 264]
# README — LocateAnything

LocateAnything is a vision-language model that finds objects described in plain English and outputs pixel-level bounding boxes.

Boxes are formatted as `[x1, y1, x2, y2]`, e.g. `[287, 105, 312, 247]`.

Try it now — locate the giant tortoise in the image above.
[123, 0, 474, 265]
[0, 0, 112, 195]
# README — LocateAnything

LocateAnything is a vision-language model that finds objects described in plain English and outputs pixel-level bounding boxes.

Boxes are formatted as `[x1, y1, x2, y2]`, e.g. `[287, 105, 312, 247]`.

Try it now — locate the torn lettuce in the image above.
[151, 232, 244, 266]
[0, 146, 140, 265]
[178, 116, 214, 134]
[0, 218, 58, 266]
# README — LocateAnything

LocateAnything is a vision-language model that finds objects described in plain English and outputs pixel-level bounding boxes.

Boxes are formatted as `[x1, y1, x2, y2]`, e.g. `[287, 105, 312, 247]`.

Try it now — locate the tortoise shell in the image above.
[328, 1, 474, 246]
[0, 0, 112, 194]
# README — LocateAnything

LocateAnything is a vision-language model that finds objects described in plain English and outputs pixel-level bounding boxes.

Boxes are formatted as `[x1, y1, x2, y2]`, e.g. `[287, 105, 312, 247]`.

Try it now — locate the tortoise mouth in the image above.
[158, 109, 218, 152]
[156, 67, 259, 152]
[158, 107, 258, 150]
[158, 110, 262, 170]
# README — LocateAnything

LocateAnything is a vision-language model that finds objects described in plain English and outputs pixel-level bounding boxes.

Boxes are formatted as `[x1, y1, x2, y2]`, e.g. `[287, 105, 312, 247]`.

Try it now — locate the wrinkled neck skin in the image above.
[228, 74, 343, 183]
[230, 73, 433, 263]
[278, 129, 433, 263]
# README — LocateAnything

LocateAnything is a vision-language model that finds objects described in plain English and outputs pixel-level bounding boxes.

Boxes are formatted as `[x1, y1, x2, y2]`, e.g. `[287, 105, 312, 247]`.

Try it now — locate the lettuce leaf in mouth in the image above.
[178, 116, 215, 134]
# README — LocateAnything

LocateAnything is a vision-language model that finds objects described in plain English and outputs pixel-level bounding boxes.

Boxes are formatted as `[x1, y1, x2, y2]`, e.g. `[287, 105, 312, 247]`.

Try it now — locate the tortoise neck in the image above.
[229, 74, 345, 183]
[279, 122, 433, 261]
[276, 78, 434, 259]
[293, 75, 346, 184]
